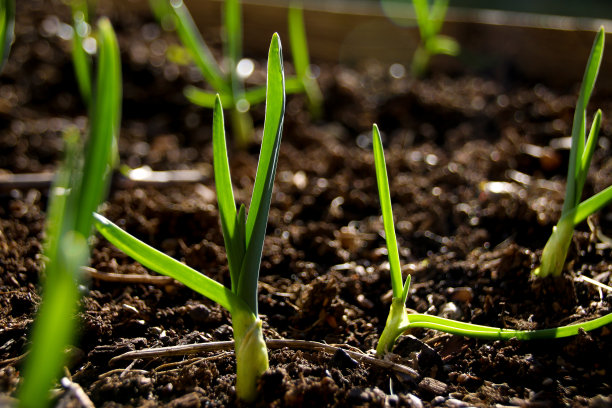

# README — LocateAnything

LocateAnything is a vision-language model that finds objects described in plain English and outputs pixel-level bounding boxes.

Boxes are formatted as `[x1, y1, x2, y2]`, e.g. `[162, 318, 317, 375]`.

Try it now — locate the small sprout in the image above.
[18, 18, 121, 408]
[534, 27, 612, 278]
[372, 124, 612, 356]
[0, 0, 15, 72]
[288, 1, 323, 118]
[93, 33, 285, 402]
[70, 0, 93, 104]
[411, 0, 459, 77]
[151, 0, 320, 146]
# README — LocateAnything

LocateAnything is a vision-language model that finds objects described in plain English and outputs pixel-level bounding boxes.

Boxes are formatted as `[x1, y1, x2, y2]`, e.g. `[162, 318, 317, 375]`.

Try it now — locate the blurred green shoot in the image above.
[0, 0, 15, 72]
[151, 0, 319, 146]
[18, 18, 120, 408]
[288, 1, 322, 118]
[69, 1, 121, 169]
[372, 124, 612, 356]
[411, 0, 459, 77]
[534, 27, 612, 278]
[93, 33, 285, 402]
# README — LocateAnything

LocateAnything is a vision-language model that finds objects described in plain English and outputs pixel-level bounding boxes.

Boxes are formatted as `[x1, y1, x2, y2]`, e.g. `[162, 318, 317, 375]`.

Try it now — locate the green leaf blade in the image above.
[565, 27, 605, 215]
[412, 0, 432, 40]
[577, 109, 602, 195]
[288, 2, 323, 117]
[405, 312, 612, 340]
[570, 185, 612, 226]
[93, 213, 243, 313]
[17, 232, 88, 408]
[171, 1, 229, 94]
[185, 86, 233, 109]
[429, 0, 450, 36]
[288, 3, 310, 82]
[224, 0, 242, 68]
[75, 18, 121, 238]
[213, 95, 244, 292]
[372, 124, 404, 300]
[239, 33, 285, 313]
[0, 0, 15, 73]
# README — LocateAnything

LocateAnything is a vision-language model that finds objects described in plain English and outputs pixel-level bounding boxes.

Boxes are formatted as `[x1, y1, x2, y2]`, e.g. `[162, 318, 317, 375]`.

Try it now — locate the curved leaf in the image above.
[239, 33, 285, 313]
[93, 213, 245, 314]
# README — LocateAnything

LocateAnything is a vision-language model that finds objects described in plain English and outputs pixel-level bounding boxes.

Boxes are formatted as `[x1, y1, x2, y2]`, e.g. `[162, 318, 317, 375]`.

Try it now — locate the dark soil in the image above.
[1, 1, 611, 407]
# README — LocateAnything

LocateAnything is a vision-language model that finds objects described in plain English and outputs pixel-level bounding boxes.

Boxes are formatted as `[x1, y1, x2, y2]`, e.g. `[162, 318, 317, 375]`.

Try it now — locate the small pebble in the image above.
[445, 398, 468, 407]
[438, 302, 462, 320]
[386, 394, 399, 407]
[447, 287, 473, 303]
[456, 373, 470, 384]
[432, 396, 446, 405]
[332, 348, 359, 370]
[418, 377, 448, 395]
[404, 393, 423, 408]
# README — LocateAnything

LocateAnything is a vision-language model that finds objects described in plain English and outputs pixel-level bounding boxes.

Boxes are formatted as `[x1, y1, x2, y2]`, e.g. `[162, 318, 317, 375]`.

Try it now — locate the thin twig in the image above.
[98, 368, 149, 379]
[82, 266, 176, 285]
[110, 341, 235, 364]
[110, 339, 420, 379]
[0, 352, 28, 367]
[154, 353, 232, 375]
[153, 357, 204, 373]
[577, 274, 612, 292]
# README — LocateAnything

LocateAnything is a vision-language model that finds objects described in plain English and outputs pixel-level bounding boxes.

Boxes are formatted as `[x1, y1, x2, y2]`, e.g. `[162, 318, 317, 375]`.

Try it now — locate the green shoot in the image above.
[93, 33, 285, 402]
[411, 0, 459, 77]
[372, 124, 612, 356]
[70, 0, 93, 105]
[18, 18, 120, 408]
[78, 17, 122, 227]
[153, 0, 319, 146]
[534, 27, 612, 278]
[151, 0, 252, 147]
[0, 0, 15, 72]
[288, 1, 323, 118]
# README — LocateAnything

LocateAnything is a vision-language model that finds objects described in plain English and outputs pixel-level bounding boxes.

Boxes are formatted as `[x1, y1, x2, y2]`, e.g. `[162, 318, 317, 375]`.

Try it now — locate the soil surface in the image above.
[1, 1, 612, 407]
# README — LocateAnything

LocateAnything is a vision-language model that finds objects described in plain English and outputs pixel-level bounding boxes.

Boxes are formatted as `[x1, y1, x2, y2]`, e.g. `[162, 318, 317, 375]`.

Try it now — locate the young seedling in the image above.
[18, 18, 121, 408]
[288, 1, 323, 118]
[151, 0, 318, 146]
[533, 27, 612, 278]
[93, 33, 285, 402]
[411, 0, 459, 77]
[0, 0, 15, 72]
[372, 124, 612, 356]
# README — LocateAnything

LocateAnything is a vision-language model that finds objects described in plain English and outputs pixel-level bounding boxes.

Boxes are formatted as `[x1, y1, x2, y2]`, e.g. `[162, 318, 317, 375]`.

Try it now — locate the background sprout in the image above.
[411, 0, 459, 77]
[151, 0, 318, 146]
[288, 1, 323, 118]
[372, 124, 612, 356]
[93, 33, 285, 402]
[534, 27, 612, 278]
[17, 18, 121, 408]
[70, 0, 93, 105]
[0, 0, 15, 73]
[151, 0, 252, 147]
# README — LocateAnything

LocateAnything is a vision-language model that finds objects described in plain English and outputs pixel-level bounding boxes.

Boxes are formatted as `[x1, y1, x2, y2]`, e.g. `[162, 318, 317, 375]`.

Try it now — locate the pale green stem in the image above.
[533, 215, 574, 278]
[232, 310, 269, 402]
[376, 297, 410, 356]
[230, 107, 254, 149]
